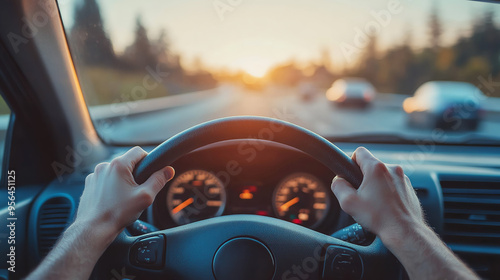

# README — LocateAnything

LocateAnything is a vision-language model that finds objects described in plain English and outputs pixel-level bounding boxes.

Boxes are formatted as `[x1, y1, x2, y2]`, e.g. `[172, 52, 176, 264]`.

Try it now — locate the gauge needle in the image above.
[280, 197, 300, 211]
[172, 197, 194, 214]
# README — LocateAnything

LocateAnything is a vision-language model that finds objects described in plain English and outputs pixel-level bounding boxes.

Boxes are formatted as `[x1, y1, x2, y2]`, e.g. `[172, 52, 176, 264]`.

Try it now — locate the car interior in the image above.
[1, 0, 500, 279]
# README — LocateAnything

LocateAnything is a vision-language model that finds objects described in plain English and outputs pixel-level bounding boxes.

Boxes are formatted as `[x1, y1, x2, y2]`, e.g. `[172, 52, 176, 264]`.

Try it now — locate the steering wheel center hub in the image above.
[212, 237, 275, 280]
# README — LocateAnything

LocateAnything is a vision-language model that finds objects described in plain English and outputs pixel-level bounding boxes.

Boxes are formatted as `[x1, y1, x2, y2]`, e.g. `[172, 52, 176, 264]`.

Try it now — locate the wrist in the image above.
[378, 218, 479, 279]
[378, 217, 429, 250]
[67, 218, 119, 251]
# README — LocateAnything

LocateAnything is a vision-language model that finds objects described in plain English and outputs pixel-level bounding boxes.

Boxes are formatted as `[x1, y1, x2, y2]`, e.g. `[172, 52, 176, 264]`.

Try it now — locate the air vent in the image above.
[37, 197, 73, 258]
[441, 180, 500, 246]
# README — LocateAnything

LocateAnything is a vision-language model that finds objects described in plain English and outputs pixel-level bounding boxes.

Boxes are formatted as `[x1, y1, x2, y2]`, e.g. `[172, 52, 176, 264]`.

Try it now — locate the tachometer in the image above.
[273, 173, 330, 228]
[166, 170, 226, 225]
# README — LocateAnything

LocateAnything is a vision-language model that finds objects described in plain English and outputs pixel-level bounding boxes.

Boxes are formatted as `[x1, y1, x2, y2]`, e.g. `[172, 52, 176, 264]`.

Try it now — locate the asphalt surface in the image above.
[97, 85, 500, 144]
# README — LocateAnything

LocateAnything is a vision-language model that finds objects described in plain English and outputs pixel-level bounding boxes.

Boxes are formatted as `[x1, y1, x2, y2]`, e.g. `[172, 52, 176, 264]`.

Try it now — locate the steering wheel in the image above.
[93, 116, 401, 280]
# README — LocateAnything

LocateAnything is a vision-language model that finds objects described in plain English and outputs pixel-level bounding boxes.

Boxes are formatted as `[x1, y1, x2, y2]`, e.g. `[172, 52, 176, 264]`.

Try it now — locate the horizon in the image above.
[59, 0, 500, 76]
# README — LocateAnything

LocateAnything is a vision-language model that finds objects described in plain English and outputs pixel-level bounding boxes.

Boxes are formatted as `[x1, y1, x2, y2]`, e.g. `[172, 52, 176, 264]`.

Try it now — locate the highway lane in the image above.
[288, 93, 500, 143]
[96, 85, 500, 144]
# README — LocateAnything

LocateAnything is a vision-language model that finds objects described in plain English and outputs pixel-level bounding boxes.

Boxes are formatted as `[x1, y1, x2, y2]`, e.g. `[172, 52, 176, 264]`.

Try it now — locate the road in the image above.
[97, 85, 500, 144]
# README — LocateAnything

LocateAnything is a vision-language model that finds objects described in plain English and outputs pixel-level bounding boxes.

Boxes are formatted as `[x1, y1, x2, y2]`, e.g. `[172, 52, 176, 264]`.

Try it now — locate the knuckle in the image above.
[132, 146, 146, 153]
[131, 146, 147, 157]
[355, 146, 366, 153]
[85, 173, 93, 183]
[137, 190, 154, 206]
[94, 163, 108, 173]
[372, 161, 389, 174]
[355, 146, 369, 157]
[331, 178, 340, 189]
[109, 158, 126, 170]
[392, 165, 405, 177]
[404, 175, 411, 183]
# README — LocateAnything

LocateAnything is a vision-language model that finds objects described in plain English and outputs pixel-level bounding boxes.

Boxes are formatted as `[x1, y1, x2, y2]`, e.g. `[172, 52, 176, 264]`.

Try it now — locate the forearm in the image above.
[26, 221, 117, 280]
[382, 222, 478, 280]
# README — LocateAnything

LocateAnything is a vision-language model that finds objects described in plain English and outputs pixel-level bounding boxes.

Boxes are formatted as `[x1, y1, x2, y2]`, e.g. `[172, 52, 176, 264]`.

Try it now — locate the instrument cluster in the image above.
[164, 169, 333, 229]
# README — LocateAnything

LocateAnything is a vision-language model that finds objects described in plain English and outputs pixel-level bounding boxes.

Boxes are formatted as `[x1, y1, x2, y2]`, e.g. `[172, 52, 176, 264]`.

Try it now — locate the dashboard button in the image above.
[130, 235, 165, 268]
[322, 245, 363, 280]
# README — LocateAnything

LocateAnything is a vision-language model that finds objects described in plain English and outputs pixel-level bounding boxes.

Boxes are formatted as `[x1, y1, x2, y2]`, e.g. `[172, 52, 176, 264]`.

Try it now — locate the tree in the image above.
[153, 28, 171, 66]
[356, 35, 379, 85]
[123, 16, 158, 69]
[428, 5, 442, 50]
[70, 0, 115, 66]
[470, 11, 500, 74]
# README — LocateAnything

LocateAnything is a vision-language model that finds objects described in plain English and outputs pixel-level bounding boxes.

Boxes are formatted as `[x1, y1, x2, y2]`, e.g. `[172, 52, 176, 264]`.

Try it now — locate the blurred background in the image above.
[54, 0, 500, 144]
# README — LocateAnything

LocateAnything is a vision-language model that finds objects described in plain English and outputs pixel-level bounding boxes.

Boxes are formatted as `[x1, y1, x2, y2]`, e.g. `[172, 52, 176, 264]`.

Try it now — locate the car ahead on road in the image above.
[403, 81, 485, 130]
[326, 78, 376, 108]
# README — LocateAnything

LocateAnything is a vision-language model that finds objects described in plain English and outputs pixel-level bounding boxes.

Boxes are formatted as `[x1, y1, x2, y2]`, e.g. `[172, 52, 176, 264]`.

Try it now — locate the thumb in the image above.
[331, 176, 360, 216]
[141, 166, 175, 197]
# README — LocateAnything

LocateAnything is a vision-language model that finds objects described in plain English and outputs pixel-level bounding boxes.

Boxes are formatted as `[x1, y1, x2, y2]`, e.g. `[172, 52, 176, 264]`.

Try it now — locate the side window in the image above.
[0, 95, 10, 163]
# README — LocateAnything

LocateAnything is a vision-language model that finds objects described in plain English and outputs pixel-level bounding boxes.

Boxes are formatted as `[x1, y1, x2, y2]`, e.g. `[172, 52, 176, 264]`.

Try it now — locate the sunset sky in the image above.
[59, 0, 500, 75]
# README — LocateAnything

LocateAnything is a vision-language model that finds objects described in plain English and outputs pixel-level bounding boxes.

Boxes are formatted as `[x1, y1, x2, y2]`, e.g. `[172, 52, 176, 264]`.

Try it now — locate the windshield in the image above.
[58, 0, 500, 144]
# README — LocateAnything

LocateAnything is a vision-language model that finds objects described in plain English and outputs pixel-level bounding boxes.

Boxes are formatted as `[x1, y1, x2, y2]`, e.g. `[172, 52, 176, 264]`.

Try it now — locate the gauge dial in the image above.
[166, 170, 226, 225]
[273, 173, 330, 228]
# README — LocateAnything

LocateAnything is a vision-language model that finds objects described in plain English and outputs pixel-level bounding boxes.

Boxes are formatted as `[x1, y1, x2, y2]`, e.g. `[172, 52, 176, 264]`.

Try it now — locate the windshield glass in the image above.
[59, 0, 500, 144]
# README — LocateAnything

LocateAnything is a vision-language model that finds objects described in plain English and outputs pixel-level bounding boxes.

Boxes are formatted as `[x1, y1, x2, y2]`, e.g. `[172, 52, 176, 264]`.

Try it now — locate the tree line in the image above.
[261, 8, 500, 97]
[67, 0, 500, 98]
[68, 0, 217, 97]
[349, 8, 500, 96]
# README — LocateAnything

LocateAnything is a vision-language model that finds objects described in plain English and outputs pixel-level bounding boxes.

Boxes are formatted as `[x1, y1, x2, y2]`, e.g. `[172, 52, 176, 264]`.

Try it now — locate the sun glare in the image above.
[236, 57, 271, 78]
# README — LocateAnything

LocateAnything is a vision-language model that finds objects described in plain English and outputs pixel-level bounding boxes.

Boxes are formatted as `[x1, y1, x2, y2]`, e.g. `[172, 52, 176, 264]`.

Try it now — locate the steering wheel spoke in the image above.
[95, 215, 400, 280]
[93, 117, 401, 279]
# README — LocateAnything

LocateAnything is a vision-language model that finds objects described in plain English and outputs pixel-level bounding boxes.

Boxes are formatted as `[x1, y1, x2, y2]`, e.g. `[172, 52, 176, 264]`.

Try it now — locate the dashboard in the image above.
[164, 170, 330, 228]
[7, 140, 500, 279]
[152, 140, 342, 233]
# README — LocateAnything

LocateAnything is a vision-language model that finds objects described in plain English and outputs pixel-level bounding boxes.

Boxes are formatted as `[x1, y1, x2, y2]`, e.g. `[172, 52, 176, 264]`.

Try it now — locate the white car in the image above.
[403, 81, 485, 130]
[326, 78, 376, 108]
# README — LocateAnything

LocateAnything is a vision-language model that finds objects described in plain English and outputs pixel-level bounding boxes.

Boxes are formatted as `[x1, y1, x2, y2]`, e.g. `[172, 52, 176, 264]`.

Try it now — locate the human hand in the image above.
[76, 146, 175, 241]
[331, 147, 424, 247]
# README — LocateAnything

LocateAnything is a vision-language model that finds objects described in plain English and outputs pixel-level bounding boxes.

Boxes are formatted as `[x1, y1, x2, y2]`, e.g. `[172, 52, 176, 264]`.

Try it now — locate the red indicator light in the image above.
[192, 180, 203, 187]
[292, 219, 302, 224]
[256, 211, 269, 216]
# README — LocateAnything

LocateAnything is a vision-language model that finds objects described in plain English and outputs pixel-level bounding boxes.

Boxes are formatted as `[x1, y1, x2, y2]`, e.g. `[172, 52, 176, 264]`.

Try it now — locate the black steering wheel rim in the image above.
[133, 116, 363, 188]
[94, 116, 402, 280]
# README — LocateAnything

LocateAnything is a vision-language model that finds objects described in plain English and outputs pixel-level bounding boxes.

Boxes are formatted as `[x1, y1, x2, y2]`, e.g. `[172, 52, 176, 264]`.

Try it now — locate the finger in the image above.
[404, 175, 412, 186]
[331, 177, 360, 215]
[140, 166, 175, 197]
[404, 175, 419, 198]
[385, 164, 406, 187]
[116, 146, 148, 171]
[94, 162, 108, 174]
[85, 173, 94, 185]
[352, 147, 382, 174]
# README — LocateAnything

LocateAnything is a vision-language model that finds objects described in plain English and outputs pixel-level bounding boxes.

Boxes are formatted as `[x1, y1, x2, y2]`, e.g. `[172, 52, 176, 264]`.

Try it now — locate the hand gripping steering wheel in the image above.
[93, 116, 401, 280]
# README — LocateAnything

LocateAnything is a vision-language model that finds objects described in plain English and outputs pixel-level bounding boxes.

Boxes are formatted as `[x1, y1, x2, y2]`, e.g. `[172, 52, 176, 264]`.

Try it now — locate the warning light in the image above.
[239, 189, 254, 200]
[192, 180, 203, 187]
[292, 219, 302, 224]
[256, 211, 269, 216]
[298, 213, 309, 221]
[239, 186, 258, 200]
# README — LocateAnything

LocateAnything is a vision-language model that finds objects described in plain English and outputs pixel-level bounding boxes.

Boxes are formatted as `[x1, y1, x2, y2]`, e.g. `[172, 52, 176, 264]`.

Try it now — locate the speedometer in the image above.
[273, 173, 330, 228]
[166, 170, 226, 225]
